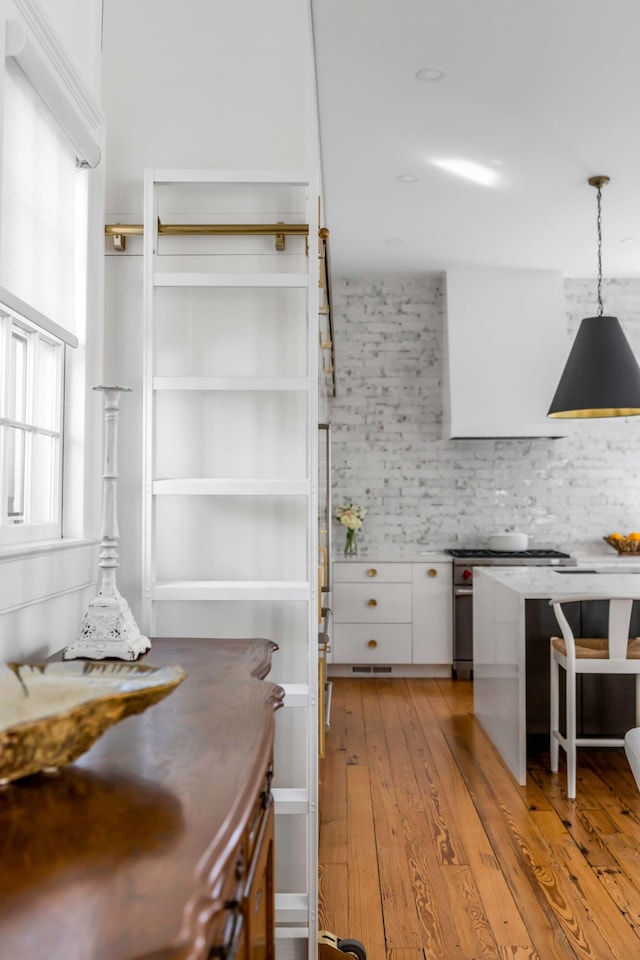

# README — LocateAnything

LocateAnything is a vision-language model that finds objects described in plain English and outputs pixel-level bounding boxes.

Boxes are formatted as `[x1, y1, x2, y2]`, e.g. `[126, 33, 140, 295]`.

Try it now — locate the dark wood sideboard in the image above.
[0, 637, 284, 960]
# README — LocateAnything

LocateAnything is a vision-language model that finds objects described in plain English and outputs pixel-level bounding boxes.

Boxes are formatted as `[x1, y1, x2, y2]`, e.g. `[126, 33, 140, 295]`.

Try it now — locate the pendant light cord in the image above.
[596, 184, 604, 317]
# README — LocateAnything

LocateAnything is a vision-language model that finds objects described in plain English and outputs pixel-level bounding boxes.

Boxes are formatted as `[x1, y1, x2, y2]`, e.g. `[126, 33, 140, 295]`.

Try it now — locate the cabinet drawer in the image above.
[246, 774, 271, 867]
[333, 624, 412, 663]
[243, 801, 275, 960]
[205, 840, 245, 956]
[333, 562, 412, 583]
[334, 583, 412, 623]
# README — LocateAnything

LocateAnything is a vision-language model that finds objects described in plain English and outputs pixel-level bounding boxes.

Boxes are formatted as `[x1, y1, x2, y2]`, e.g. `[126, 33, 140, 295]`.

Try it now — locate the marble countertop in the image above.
[476, 564, 640, 598]
[333, 550, 452, 563]
[331, 544, 640, 567]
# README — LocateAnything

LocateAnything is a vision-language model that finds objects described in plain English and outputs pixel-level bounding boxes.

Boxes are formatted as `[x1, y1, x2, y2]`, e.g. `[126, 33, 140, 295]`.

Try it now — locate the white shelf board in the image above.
[152, 169, 309, 185]
[275, 893, 309, 924]
[281, 683, 310, 707]
[153, 376, 311, 392]
[153, 580, 311, 602]
[154, 272, 308, 288]
[275, 928, 309, 940]
[273, 788, 309, 814]
[153, 478, 310, 497]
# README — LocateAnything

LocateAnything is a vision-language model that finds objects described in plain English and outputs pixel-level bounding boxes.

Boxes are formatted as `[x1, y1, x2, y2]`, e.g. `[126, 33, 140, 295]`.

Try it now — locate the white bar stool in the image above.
[550, 595, 640, 799]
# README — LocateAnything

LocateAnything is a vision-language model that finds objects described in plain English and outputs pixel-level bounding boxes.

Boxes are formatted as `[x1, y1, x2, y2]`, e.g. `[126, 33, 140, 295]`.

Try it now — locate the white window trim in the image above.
[0, 2, 105, 560]
[0, 535, 96, 562]
[0, 286, 78, 348]
[0, 309, 64, 544]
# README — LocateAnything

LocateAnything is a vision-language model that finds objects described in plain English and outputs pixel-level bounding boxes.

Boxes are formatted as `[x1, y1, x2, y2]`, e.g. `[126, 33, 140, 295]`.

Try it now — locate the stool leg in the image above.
[550, 646, 559, 773]
[566, 664, 577, 800]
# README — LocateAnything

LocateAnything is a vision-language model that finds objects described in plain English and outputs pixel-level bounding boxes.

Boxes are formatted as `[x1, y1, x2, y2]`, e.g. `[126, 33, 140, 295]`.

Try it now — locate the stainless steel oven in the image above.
[447, 549, 576, 679]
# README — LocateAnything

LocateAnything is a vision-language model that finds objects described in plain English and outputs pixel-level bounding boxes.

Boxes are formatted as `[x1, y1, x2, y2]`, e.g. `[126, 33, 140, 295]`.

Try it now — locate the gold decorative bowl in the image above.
[603, 535, 640, 554]
[0, 661, 186, 784]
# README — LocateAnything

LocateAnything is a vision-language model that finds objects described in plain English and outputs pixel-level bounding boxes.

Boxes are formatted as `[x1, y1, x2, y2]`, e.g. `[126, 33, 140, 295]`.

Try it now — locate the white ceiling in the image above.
[311, 0, 640, 279]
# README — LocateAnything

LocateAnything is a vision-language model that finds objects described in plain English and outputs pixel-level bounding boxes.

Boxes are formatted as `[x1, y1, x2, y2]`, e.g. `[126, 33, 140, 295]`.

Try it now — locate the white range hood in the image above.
[443, 266, 572, 439]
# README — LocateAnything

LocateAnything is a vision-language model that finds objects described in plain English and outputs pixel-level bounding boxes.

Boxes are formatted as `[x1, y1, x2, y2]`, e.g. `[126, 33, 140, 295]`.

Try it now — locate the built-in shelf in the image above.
[153, 376, 311, 392]
[152, 478, 310, 496]
[143, 170, 318, 956]
[152, 168, 309, 185]
[281, 683, 310, 707]
[275, 893, 309, 925]
[154, 272, 308, 288]
[272, 788, 309, 814]
[152, 580, 311, 602]
[275, 927, 310, 940]
[275, 928, 310, 942]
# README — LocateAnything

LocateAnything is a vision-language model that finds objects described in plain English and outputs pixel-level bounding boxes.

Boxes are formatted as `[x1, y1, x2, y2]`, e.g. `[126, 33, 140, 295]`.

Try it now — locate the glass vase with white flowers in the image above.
[335, 501, 367, 558]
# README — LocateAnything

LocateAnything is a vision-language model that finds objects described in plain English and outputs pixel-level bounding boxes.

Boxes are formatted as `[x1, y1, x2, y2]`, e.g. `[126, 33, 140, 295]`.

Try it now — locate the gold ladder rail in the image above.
[105, 220, 336, 396]
[105, 222, 325, 238]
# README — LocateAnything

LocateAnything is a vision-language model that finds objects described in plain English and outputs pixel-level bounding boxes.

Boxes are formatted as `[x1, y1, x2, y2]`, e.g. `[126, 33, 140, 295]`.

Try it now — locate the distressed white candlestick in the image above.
[64, 386, 150, 660]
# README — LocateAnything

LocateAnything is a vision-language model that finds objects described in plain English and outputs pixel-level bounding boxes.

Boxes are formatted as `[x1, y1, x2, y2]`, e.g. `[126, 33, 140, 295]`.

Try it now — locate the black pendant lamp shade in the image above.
[548, 315, 640, 418]
[548, 174, 640, 419]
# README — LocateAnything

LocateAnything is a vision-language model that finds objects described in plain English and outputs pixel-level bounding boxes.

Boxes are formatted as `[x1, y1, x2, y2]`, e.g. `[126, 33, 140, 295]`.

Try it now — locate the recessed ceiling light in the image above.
[416, 67, 445, 82]
[431, 157, 499, 187]
[621, 237, 639, 244]
[386, 238, 404, 245]
[397, 174, 418, 183]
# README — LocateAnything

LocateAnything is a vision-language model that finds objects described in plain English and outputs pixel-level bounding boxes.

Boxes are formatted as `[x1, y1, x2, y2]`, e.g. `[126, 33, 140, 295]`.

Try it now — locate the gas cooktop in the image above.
[447, 548, 576, 565]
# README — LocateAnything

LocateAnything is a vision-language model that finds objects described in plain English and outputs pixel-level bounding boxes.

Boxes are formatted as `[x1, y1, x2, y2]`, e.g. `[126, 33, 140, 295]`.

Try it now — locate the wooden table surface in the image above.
[0, 637, 283, 960]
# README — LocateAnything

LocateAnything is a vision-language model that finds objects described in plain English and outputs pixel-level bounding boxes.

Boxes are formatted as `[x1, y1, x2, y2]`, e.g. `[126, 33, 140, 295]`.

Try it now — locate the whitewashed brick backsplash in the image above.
[329, 275, 640, 557]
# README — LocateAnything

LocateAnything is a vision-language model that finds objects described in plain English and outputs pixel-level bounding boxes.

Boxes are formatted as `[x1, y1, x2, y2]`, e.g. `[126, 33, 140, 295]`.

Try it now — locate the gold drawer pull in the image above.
[367, 599, 377, 607]
[368, 639, 378, 649]
[367, 568, 377, 578]
[428, 568, 437, 578]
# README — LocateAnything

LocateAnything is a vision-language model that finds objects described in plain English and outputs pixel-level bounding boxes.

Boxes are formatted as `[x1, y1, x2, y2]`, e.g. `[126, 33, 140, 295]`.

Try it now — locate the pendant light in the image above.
[548, 175, 640, 418]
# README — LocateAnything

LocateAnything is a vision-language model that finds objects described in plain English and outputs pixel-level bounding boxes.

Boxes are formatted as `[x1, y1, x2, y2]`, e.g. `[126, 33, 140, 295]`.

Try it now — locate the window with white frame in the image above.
[0, 23, 97, 545]
[0, 310, 64, 539]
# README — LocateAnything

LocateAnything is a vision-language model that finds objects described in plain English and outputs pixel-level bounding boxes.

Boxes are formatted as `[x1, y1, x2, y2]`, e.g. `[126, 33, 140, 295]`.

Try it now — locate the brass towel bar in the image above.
[105, 221, 329, 252]
[105, 218, 336, 397]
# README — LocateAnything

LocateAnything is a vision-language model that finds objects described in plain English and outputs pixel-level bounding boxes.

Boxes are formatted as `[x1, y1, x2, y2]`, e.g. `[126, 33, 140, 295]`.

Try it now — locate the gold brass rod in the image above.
[105, 222, 313, 238]
[321, 234, 336, 398]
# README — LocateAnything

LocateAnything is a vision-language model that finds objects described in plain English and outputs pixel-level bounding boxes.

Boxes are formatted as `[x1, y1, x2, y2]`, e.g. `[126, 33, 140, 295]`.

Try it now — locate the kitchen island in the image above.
[474, 565, 640, 785]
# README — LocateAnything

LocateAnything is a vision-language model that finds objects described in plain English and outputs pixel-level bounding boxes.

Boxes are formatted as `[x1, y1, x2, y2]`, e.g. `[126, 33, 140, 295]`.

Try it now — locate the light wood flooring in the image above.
[318, 678, 640, 960]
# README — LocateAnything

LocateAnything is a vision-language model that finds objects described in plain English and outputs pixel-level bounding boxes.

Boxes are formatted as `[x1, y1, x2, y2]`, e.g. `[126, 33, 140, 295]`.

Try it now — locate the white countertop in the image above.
[333, 551, 452, 563]
[476, 564, 640, 598]
[332, 545, 640, 568]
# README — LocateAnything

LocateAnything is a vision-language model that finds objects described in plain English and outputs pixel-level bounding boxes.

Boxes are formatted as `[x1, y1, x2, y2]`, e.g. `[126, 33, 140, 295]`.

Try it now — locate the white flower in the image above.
[335, 500, 366, 529]
[339, 511, 362, 530]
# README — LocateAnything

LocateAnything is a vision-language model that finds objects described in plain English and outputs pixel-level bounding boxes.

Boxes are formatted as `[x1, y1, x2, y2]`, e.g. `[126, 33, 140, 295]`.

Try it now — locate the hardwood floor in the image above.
[318, 678, 640, 960]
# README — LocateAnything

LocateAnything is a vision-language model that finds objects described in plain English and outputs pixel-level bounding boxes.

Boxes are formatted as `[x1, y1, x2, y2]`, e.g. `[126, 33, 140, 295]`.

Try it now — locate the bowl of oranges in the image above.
[603, 532, 640, 554]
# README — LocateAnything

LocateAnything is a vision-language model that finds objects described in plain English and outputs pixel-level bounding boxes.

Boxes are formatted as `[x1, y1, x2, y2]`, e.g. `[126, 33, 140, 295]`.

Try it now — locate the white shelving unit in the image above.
[141, 169, 319, 959]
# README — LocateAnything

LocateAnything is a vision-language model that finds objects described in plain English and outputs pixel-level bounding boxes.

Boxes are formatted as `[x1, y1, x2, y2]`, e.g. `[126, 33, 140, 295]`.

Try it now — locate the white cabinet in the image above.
[443, 267, 572, 439]
[334, 581, 412, 623]
[412, 563, 452, 663]
[333, 623, 413, 663]
[330, 561, 452, 676]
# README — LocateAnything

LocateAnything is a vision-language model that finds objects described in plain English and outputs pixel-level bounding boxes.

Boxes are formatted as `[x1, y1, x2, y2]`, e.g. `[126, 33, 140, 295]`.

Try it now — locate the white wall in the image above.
[43, 0, 102, 98]
[0, 0, 104, 662]
[330, 274, 640, 556]
[103, 0, 309, 211]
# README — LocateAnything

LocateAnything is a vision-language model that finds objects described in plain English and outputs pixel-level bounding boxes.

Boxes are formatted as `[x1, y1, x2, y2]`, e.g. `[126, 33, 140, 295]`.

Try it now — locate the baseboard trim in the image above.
[327, 663, 453, 679]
